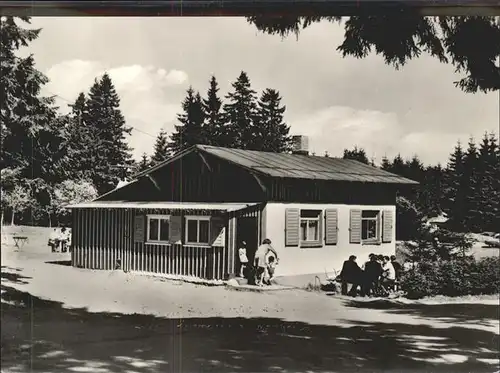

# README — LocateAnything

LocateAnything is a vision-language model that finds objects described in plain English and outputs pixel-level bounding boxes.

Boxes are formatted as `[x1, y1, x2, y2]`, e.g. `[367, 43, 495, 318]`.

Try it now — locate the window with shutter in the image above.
[285, 208, 299, 246]
[382, 209, 393, 243]
[299, 209, 322, 248]
[210, 216, 226, 247]
[325, 209, 338, 245]
[349, 209, 362, 244]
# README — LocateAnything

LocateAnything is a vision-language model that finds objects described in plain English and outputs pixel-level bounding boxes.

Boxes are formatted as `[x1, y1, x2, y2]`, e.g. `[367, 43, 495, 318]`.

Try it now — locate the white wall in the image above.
[264, 202, 396, 277]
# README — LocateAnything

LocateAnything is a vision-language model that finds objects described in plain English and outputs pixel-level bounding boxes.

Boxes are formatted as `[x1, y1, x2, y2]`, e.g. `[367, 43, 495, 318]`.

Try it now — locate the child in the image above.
[238, 241, 249, 278]
[264, 255, 278, 285]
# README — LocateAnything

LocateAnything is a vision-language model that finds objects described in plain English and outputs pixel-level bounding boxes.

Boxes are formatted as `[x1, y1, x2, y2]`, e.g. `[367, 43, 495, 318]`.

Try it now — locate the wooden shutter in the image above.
[324, 209, 338, 245]
[169, 215, 182, 244]
[349, 209, 362, 244]
[210, 217, 226, 247]
[134, 215, 145, 243]
[382, 209, 393, 243]
[285, 208, 300, 246]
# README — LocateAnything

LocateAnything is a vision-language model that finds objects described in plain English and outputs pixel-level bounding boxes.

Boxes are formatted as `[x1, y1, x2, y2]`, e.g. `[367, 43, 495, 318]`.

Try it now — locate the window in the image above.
[185, 216, 210, 245]
[300, 210, 321, 244]
[147, 215, 170, 243]
[361, 210, 380, 242]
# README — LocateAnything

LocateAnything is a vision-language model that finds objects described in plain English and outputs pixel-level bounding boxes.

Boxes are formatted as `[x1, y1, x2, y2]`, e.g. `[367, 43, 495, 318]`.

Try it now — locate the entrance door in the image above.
[236, 217, 259, 267]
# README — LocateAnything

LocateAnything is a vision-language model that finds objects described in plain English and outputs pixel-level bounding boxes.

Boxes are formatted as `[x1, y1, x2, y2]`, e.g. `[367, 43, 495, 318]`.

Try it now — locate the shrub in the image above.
[401, 256, 500, 299]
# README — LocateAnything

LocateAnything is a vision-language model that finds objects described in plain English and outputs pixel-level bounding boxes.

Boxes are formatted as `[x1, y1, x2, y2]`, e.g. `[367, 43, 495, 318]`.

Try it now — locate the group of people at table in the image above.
[48, 227, 71, 253]
[339, 253, 402, 297]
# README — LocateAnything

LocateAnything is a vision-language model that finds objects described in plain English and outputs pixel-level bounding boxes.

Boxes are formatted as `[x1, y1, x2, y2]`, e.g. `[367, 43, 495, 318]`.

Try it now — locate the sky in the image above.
[27, 17, 499, 166]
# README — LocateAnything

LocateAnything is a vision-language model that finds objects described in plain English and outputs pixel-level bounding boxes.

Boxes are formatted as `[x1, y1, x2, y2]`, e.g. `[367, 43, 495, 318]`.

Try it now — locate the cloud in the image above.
[289, 106, 471, 166]
[290, 106, 403, 162]
[44, 60, 190, 159]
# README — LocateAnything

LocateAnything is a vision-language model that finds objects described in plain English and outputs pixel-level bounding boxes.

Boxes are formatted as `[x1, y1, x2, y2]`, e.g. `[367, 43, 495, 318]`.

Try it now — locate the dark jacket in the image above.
[392, 261, 402, 279]
[340, 260, 362, 283]
[364, 260, 383, 281]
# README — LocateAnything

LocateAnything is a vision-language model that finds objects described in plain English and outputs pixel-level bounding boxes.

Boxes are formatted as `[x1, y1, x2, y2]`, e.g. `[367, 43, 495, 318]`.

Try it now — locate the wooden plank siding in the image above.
[71, 207, 238, 280]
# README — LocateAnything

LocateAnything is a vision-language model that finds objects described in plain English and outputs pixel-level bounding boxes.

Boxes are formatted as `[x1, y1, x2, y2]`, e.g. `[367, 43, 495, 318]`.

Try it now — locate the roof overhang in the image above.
[65, 201, 260, 212]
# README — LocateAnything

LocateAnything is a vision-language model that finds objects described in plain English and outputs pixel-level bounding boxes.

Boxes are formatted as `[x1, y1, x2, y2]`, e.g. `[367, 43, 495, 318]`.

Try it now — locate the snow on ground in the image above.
[2, 226, 499, 373]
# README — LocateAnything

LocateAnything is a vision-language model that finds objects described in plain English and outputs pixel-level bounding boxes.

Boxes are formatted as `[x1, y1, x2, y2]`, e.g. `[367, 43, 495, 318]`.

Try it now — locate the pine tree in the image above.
[489, 133, 500, 231]
[169, 87, 206, 154]
[391, 154, 406, 176]
[86, 73, 134, 194]
[462, 137, 481, 231]
[137, 153, 150, 173]
[151, 128, 170, 165]
[443, 141, 466, 232]
[202, 75, 224, 146]
[64, 92, 94, 181]
[342, 146, 369, 164]
[381, 156, 392, 171]
[477, 132, 500, 231]
[254, 88, 292, 152]
[407, 155, 425, 182]
[222, 71, 259, 149]
[0, 16, 62, 181]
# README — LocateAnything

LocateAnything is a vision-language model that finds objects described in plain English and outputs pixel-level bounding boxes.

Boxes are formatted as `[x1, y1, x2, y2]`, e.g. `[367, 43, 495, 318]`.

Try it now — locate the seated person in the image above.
[381, 256, 396, 290]
[48, 228, 61, 252]
[339, 255, 363, 296]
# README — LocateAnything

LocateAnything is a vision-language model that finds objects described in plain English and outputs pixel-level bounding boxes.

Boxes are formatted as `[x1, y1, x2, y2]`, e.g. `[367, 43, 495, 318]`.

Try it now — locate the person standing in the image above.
[238, 241, 249, 278]
[254, 238, 279, 286]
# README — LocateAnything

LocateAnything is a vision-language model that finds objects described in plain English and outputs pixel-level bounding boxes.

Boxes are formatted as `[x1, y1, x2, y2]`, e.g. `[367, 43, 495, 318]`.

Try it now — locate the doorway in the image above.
[236, 216, 259, 267]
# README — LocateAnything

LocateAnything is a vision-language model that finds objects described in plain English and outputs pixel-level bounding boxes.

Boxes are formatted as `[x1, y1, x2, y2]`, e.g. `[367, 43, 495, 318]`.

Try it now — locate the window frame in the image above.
[184, 215, 211, 246]
[146, 214, 171, 244]
[361, 210, 381, 244]
[299, 209, 322, 248]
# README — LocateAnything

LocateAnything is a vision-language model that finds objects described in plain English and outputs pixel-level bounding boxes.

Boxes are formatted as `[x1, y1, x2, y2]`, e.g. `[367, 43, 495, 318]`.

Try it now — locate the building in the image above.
[67, 143, 418, 281]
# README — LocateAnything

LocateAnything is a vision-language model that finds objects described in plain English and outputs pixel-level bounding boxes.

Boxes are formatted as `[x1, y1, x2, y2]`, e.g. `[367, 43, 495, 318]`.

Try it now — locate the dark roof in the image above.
[197, 145, 418, 184]
[135, 145, 418, 185]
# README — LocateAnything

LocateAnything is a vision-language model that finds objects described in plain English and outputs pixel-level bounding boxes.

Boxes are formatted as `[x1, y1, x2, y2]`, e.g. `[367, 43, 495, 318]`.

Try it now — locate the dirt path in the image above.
[2, 255, 499, 373]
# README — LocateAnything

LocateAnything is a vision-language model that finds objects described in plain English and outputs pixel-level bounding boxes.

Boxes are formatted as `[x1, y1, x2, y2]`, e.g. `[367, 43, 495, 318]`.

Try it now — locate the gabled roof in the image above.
[133, 144, 418, 185]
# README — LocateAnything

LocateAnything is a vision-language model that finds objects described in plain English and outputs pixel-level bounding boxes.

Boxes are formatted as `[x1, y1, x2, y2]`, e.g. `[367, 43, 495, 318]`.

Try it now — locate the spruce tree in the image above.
[380, 156, 392, 171]
[137, 153, 150, 173]
[0, 16, 61, 181]
[443, 141, 466, 232]
[169, 87, 205, 154]
[254, 88, 292, 153]
[463, 137, 480, 231]
[342, 146, 369, 164]
[491, 133, 500, 231]
[222, 71, 258, 149]
[202, 75, 224, 146]
[65, 92, 94, 181]
[151, 128, 170, 165]
[391, 154, 406, 176]
[477, 132, 500, 231]
[86, 73, 134, 194]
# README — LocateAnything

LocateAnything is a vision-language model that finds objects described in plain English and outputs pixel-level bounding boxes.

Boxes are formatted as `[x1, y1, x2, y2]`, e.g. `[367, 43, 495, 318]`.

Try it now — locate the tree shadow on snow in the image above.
[1, 285, 499, 373]
[0, 268, 32, 285]
[343, 299, 500, 328]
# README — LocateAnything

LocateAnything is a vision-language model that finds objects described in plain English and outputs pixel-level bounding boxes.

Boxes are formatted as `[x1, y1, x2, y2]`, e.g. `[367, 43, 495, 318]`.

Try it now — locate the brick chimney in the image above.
[291, 135, 309, 156]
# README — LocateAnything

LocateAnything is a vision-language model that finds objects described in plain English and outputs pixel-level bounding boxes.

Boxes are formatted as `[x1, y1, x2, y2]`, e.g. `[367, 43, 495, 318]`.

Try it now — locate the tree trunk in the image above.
[11, 211, 15, 226]
[48, 212, 52, 228]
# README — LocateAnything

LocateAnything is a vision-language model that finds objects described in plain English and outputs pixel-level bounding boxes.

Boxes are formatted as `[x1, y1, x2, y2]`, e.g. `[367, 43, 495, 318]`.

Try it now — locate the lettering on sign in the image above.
[134, 215, 145, 243]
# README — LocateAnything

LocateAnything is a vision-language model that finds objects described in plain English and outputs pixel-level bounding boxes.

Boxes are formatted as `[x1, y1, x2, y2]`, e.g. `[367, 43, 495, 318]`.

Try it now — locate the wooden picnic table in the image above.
[13, 236, 28, 251]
